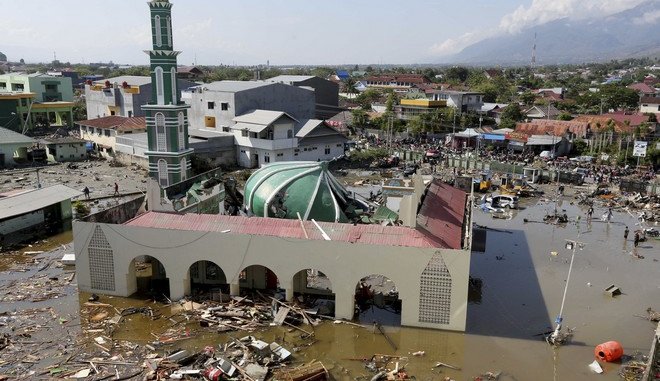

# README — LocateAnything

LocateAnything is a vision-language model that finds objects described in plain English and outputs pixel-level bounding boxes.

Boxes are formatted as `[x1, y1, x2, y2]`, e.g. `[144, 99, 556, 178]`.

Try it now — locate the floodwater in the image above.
[2, 186, 658, 380]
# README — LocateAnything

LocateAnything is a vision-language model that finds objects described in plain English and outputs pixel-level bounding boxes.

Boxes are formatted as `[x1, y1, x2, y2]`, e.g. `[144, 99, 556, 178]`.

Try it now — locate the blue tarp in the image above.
[481, 134, 506, 141]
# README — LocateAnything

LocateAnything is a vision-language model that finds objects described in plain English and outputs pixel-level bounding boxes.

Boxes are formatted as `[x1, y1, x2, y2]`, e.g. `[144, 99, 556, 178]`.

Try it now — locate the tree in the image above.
[519, 91, 536, 106]
[556, 112, 573, 121]
[351, 109, 368, 127]
[445, 66, 469, 82]
[343, 78, 358, 96]
[499, 104, 525, 129]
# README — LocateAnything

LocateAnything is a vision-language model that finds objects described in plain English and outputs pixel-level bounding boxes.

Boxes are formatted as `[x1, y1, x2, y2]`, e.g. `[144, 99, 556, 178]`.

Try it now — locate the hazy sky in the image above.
[0, 0, 647, 66]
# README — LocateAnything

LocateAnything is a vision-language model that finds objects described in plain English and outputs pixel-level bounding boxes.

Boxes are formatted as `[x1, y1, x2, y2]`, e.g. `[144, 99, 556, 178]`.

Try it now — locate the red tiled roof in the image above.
[515, 119, 589, 137]
[365, 74, 430, 84]
[627, 82, 656, 94]
[640, 96, 660, 104]
[601, 112, 650, 128]
[76, 116, 146, 132]
[572, 115, 635, 134]
[125, 212, 453, 249]
[416, 180, 467, 250]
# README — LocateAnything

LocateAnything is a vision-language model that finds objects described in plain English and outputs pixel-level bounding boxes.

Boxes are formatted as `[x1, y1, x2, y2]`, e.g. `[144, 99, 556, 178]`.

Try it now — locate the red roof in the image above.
[365, 74, 430, 84]
[601, 112, 650, 128]
[125, 212, 455, 249]
[572, 115, 635, 134]
[76, 116, 146, 132]
[515, 119, 589, 138]
[640, 96, 660, 104]
[627, 82, 656, 94]
[416, 180, 467, 250]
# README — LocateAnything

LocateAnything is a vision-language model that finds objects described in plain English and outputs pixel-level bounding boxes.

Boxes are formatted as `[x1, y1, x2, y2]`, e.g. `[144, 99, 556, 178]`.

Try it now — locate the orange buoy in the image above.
[594, 341, 623, 362]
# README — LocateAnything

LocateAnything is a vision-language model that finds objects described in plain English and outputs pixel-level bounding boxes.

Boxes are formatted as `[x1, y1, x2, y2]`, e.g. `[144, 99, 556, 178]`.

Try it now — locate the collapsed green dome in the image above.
[244, 161, 365, 223]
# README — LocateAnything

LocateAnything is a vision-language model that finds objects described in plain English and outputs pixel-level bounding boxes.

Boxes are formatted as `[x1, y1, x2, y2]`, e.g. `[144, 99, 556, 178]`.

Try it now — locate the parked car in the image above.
[486, 194, 519, 209]
[539, 150, 555, 160]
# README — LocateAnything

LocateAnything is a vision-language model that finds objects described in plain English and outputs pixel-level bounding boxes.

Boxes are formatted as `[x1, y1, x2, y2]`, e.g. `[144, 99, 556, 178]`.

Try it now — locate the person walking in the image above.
[113, 182, 119, 196]
[624, 226, 629, 240]
[634, 232, 640, 247]
[83, 186, 90, 200]
[587, 206, 594, 221]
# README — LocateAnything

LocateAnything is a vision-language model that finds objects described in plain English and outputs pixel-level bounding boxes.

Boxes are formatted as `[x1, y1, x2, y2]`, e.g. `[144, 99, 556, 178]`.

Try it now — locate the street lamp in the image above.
[549, 238, 585, 345]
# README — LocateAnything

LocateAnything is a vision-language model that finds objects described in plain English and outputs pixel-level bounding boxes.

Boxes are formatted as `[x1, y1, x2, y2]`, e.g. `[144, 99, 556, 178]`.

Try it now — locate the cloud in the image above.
[499, 0, 647, 33]
[429, 0, 648, 57]
[428, 32, 482, 56]
[633, 9, 660, 24]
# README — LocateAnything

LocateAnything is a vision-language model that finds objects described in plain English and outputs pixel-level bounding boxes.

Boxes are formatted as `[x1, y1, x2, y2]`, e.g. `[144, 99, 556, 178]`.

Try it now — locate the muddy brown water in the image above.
[1, 189, 658, 380]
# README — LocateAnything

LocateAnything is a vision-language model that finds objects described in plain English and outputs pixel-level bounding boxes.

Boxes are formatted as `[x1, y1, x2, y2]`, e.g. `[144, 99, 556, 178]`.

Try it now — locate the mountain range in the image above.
[445, 0, 660, 65]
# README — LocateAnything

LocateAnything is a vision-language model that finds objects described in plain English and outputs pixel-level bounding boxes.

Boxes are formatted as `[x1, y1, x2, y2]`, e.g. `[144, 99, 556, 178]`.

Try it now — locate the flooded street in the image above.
[1, 185, 658, 380]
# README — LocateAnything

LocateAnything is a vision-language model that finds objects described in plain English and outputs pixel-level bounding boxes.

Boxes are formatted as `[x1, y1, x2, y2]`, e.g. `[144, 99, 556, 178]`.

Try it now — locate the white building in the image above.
[232, 110, 347, 168]
[426, 90, 484, 113]
[184, 81, 315, 132]
[0, 127, 33, 167]
[77, 116, 147, 157]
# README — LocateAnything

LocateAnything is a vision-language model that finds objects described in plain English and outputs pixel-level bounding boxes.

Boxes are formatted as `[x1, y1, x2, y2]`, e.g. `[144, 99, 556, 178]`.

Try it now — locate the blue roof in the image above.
[481, 134, 506, 141]
[336, 70, 350, 80]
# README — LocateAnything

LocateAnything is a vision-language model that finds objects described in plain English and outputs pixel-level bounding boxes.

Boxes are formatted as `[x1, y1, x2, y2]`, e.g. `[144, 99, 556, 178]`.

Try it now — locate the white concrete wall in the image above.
[46, 143, 87, 162]
[0, 143, 31, 166]
[73, 221, 471, 331]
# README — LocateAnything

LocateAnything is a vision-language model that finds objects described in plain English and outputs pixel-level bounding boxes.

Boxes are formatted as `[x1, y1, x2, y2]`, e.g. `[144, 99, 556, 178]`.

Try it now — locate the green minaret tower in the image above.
[143, 0, 192, 187]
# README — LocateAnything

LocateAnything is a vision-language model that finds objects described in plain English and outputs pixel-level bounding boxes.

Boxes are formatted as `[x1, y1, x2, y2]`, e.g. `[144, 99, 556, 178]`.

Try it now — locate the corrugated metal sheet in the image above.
[0, 185, 82, 220]
[126, 212, 446, 249]
[416, 180, 468, 250]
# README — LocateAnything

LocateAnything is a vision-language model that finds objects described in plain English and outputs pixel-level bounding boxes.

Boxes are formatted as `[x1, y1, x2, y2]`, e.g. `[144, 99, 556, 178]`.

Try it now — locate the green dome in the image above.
[244, 161, 362, 223]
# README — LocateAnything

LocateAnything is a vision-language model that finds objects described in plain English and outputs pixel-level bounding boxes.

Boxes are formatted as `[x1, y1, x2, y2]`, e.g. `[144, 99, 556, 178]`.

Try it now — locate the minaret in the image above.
[143, 0, 192, 187]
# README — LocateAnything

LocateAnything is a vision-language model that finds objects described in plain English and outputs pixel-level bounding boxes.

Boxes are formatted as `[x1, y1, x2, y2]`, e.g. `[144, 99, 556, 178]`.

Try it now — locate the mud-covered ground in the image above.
[0, 178, 658, 380]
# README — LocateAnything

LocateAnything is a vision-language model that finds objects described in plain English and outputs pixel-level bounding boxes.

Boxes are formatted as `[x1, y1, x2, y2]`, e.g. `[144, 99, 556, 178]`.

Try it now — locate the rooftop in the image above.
[0, 185, 82, 221]
[93, 76, 151, 87]
[416, 180, 467, 250]
[0, 126, 34, 145]
[125, 212, 446, 249]
[76, 116, 146, 132]
[42, 136, 87, 144]
[203, 81, 270, 93]
[233, 109, 297, 126]
[266, 75, 315, 83]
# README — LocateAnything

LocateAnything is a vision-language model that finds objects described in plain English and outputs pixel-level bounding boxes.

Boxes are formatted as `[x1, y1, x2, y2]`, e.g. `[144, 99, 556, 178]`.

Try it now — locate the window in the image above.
[241, 130, 248, 137]
[155, 66, 164, 104]
[12, 83, 24, 91]
[171, 68, 177, 104]
[222, 127, 230, 132]
[207, 101, 215, 109]
[264, 155, 270, 163]
[325, 148, 330, 155]
[221, 102, 229, 111]
[156, 112, 167, 152]
[287, 130, 293, 138]
[158, 159, 168, 186]
[178, 112, 185, 150]
[155, 15, 162, 47]
[180, 158, 187, 180]
[128, 111, 132, 117]
[336, 144, 342, 147]
[110, 110, 116, 116]
[0, 82, 6, 90]
[166, 16, 172, 46]
[45, 84, 57, 91]
[276, 153, 283, 157]
[104, 130, 110, 137]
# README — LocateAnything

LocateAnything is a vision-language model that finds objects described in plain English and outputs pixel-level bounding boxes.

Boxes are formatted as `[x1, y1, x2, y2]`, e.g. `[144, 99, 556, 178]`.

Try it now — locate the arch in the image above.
[128, 255, 170, 300]
[177, 112, 185, 150]
[155, 66, 164, 105]
[355, 274, 401, 326]
[170, 68, 177, 105]
[166, 16, 172, 47]
[154, 15, 162, 47]
[187, 260, 228, 299]
[155, 112, 166, 152]
[180, 157, 187, 181]
[292, 268, 335, 317]
[157, 159, 168, 187]
[238, 264, 280, 296]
